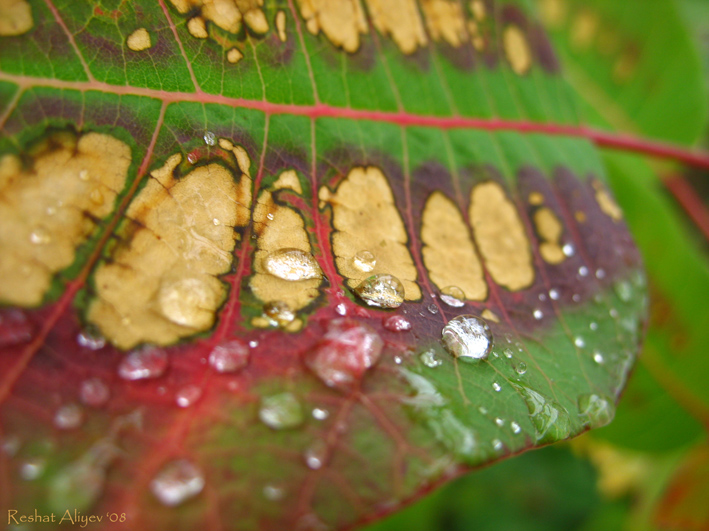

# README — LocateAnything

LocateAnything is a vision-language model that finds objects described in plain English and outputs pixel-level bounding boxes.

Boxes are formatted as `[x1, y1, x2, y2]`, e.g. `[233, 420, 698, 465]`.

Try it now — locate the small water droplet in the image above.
[593, 351, 605, 364]
[89, 188, 104, 205]
[503, 348, 513, 359]
[478, 406, 488, 415]
[304, 440, 328, 470]
[578, 393, 615, 428]
[427, 303, 439, 314]
[249, 340, 259, 348]
[78, 169, 89, 181]
[1, 434, 20, 457]
[263, 300, 295, 327]
[590, 322, 598, 331]
[419, 349, 443, 368]
[335, 303, 347, 316]
[614, 280, 633, 302]
[266, 212, 275, 221]
[533, 309, 543, 320]
[510, 421, 521, 434]
[440, 286, 466, 308]
[158, 277, 215, 328]
[578, 266, 589, 277]
[493, 382, 501, 392]
[0, 309, 33, 347]
[30, 227, 51, 245]
[212, 218, 221, 226]
[209, 340, 249, 373]
[46, 205, 57, 215]
[118, 346, 168, 380]
[609, 308, 619, 318]
[352, 274, 406, 309]
[76, 330, 105, 350]
[595, 268, 606, 279]
[549, 289, 560, 301]
[80, 378, 110, 408]
[203, 131, 216, 146]
[572, 294, 581, 303]
[259, 392, 304, 430]
[305, 319, 383, 390]
[574, 337, 585, 348]
[353, 250, 376, 272]
[383, 314, 411, 332]
[394, 355, 403, 365]
[20, 458, 46, 481]
[175, 385, 202, 408]
[150, 459, 205, 507]
[492, 439, 504, 451]
[562, 243, 575, 257]
[441, 315, 493, 362]
[538, 293, 547, 302]
[54, 403, 84, 430]
[495, 417, 504, 427]
[263, 483, 285, 501]
[513, 383, 571, 444]
[264, 248, 322, 281]
[187, 152, 198, 164]
[312, 408, 329, 421]
[516, 362, 527, 375]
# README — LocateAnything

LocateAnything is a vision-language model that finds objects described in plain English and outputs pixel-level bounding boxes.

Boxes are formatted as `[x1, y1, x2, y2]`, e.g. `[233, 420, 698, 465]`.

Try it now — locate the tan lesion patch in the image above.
[275, 10, 287, 42]
[126, 28, 152, 51]
[364, 0, 428, 54]
[88, 153, 252, 349]
[592, 180, 623, 222]
[421, 191, 487, 301]
[295, 0, 368, 53]
[469, 182, 534, 291]
[533, 207, 566, 265]
[322, 166, 421, 300]
[570, 9, 599, 51]
[0, 132, 131, 306]
[272, 169, 303, 195]
[420, 0, 468, 48]
[168, 0, 268, 36]
[503, 25, 533, 75]
[0, 0, 33, 36]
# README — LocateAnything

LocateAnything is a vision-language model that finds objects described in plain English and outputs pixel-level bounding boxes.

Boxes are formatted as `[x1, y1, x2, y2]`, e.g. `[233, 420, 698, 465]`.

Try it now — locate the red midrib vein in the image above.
[2, 72, 709, 171]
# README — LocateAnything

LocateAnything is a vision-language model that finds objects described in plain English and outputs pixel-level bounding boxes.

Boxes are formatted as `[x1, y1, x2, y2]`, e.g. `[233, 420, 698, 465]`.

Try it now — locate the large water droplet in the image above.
[150, 459, 205, 507]
[441, 315, 493, 362]
[118, 346, 168, 380]
[510, 421, 521, 434]
[208, 340, 249, 373]
[578, 393, 615, 428]
[259, 392, 304, 430]
[264, 300, 295, 327]
[513, 384, 571, 444]
[419, 349, 443, 368]
[54, 403, 84, 430]
[440, 286, 466, 308]
[76, 330, 106, 350]
[515, 362, 527, 375]
[264, 248, 322, 281]
[353, 250, 376, 272]
[304, 439, 328, 470]
[383, 314, 411, 332]
[353, 274, 405, 309]
[176, 385, 202, 408]
[203, 131, 216, 146]
[158, 277, 216, 328]
[305, 319, 383, 390]
[80, 378, 110, 408]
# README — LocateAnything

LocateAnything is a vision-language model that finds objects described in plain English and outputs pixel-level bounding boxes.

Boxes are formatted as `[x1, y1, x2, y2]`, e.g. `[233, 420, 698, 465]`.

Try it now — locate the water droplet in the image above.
[578, 393, 615, 428]
[492, 439, 504, 451]
[259, 392, 304, 429]
[263, 300, 295, 327]
[512, 384, 571, 444]
[176, 385, 202, 408]
[441, 315, 493, 362]
[538, 293, 547, 302]
[495, 417, 505, 427]
[305, 319, 383, 390]
[203, 131, 216, 146]
[614, 280, 633, 302]
[549, 289, 560, 301]
[1, 434, 20, 457]
[515, 362, 527, 375]
[89, 188, 104, 206]
[503, 348, 513, 359]
[427, 303, 439, 314]
[590, 322, 598, 331]
[158, 277, 217, 328]
[304, 440, 328, 470]
[562, 243, 575, 257]
[478, 406, 488, 415]
[20, 458, 46, 480]
[510, 421, 521, 434]
[212, 218, 220, 226]
[150, 459, 205, 507]
[572, 294, 581, 303]
[383, 314, 411, 332]
[440, 286, 466, 308]
[46, 205, 57, 215]
[578, 266, 589, 277]
[76, 330, 105, 350]
[249, 340, 259, 348]
[352, 274, 405, 309]
[187, 152, 198, 164]
[78, 169, 89, 181]
[312, 408, 329, 421]
[80, 378, 110, 407]
[264, 248, 322, 281]
[592, 351, 604, 364]
[574, 337, 585, 348]
[266, 212, 275, 221]
[335, 303, 347, 316]
[493, 382, 501, 392]
[54, 403, 84, 430]
[420, 349, 443, 368]
[609, 308, 619, 318]
[353, 250, 376, 272]
[263, 483, 285, 501]
[30, 227, 51, 245]
[533, 309, 543, 320]
[0, 309, 33, 347]
[118, 346, 168, 380]
[596, 268, 606, 279]
[209, 340, 249, 373]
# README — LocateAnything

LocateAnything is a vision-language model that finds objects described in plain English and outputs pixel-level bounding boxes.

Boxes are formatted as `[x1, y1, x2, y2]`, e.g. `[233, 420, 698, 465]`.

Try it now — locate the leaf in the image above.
[0, 1, 647, 530]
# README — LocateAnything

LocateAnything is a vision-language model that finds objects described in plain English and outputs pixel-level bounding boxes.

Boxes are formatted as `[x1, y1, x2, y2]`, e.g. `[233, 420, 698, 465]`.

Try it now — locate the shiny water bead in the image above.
[305, 319, 383, 390]
[353, 274, 405, 309]
[259, 392, 304, 429]
[353, 250, 376, 272]
[578, 393, 615, 428]
[515, 362, 527, 375]
[533, 309, 543, 320]
[54, 404, 84, 430]
[118, 346, 168, 380]
[440, 286, 466, 308]
[264, 248, 322, 281]
[76, 330, 106, 350]
[513, 383, 571, 444]
[80, 378, 110, 407]
[441, 315, 493, 362]
[208, 340, 250, 373]
[419, 349, 443, 368]
[175, 385, 202, 408]
[0, 309, 33, 347]
[263, 300, 295, 327]
[150, 459, 205, 506]
[304, 440, 328, 470]
[383, 314, 412, 332]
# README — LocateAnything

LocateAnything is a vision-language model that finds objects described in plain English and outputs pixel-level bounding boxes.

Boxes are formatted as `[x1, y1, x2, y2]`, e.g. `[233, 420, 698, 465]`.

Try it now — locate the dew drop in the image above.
[592, 351, 605, 364]
[515, 362, 527, 375]
[538, 293, 547, 302]
[441, 315, 493, 362]
[304, 440, 328, 470]
[335, 303, 347, 316]
[562, 243, 575, 257]
[492, 439, 504, 452]
[572, 294, 581, 303]
[394, 355, 403, 365]
[89, 188, 104, 206]
[609, 308, 619, 318]
[595, 268, 606, 279]
[578, 393, 615, 428]
[212, 218, 221, 226]
[76, 330, 106, 350]
[80, 378, 110, 408]
[578, 266, 589, 277]
[419, 349, 443, 368]
[1, 434, 20, 457]
[312, 407, 329, 421]
[383, 314, 411, 332]
[574, 337, 585, 348]
[495, 417, 504, 427]
[20, 458, 46, 481]
[203, 131, 216, 146]
[353, 250, 376, 272]
[614, 280, 633, 302]
[305, 320, 383, 390]
[427, 303, 439, 314]
[259, 392, 304, 430]
[176, 385, 202, 408]
[118, 346, 168, 380]
[440, 286, 466, 308]
[0, 309, 33, 347]
[263, 300, 295, 327]
[187, 152, 198, 164]
[208, 340, 249, 373]
[510, 421, 521, 434]
[549, 289, 560, 301]
[590, 322, 598, 331]
[353, 274, 405, 309]
[150, 459, 205, 507]
[533, 309, 543, 320]
[54, 403, 84, 430]
[263, 484, 285, 501]
[512, 383, 571, 444]
[158, 277, 218, 328]
[264, 248, 322, 281]
[78, 169, 90, 181]
[30, 227, 51, 245]
[503, 348, 513, 359]
[249, 340, 259, 348]
[493, 382, 501, 392]
[478, 406, 488, 415]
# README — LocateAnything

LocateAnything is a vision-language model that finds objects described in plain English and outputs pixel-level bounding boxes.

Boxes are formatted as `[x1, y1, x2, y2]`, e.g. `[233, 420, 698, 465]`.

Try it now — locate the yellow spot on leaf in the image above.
[528, 192, 544, 206]
[470, 0, 486, 21]
[324, 166, 421, 300]
[226, 47, 244, 64]
[469, 182, 534, 291]
[575, 210, 587, 223]
[593, 180, 623, 222]
[571, 9, 598, 51]
[421, 192, 487, 301]
[126, 28, 152, 51]
[481, 309, 499, 323]
[168, 0, 267, 35]
[88, 155, 251, 349]
[420, 0, 468, 48]
[364, 0, 428, 54]
[534, 207, 566, 265]
[272, 169, 303, 195]
[539, 0, 566, 29]
[295, 0, 368, 53]
[0, 0, 32, 36]
[275, 10, 287, 42]
[187, 17, 209, 39]
[503, 25, 532, 75]
[0, 132, 130, 306]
